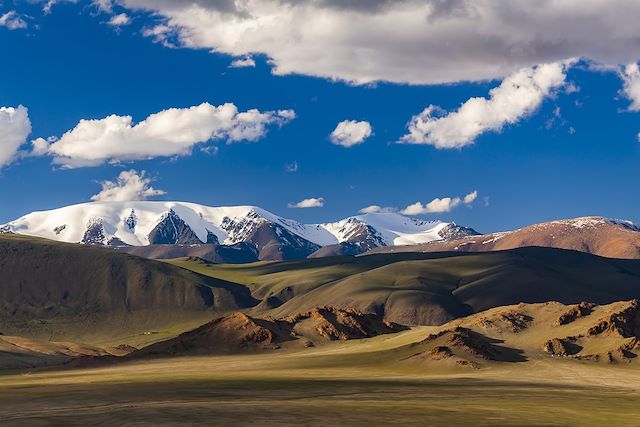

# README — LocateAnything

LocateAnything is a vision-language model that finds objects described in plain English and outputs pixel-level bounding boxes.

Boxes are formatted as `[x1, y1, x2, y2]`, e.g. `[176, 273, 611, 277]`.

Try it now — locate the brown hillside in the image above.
[136, 307, 405, 356]
[367, 217, 640, 259]
[406, 299, 640, 368]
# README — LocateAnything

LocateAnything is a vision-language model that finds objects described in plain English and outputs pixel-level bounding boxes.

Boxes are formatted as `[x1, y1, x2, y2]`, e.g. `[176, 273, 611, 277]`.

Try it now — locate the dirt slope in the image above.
[367, 217, 640, 259]
[136, 307, 405, 356]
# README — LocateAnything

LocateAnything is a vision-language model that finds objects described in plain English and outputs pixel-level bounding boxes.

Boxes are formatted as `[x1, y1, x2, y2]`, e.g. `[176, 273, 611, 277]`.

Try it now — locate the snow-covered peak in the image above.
[317, 212, 455, 246]
[0, 200, 471, 250]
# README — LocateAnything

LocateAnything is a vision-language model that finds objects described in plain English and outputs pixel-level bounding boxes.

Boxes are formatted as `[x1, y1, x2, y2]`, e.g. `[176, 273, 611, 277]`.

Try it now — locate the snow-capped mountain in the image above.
[0, 201, 479, 260]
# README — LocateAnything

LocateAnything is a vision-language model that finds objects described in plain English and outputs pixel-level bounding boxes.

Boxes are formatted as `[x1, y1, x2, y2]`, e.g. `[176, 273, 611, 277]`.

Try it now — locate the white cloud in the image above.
[108, 13, 131, 27]
[93, 0, 114, 13]
[463, 190, 478, 204]
[358, 205, 397, 214]
[399, 62, 568, 148]
[0, 106, 31, 168]
[91, 169, 166, 202]
[35, 102, 295, 168]
[118, 1, 640, 85]
[285, 161, 298, 172]
[141, 24, 179, 48]
[330, 120, 372, 147]
[0, 11, 27, 30]
[288, 197, 324, 209]
[30, 137, 53, 156]
[401, 198, 461, 215]
[620, 63, 640, 112]
[400, 191, 478, 215]
[230, 56, 256, 68]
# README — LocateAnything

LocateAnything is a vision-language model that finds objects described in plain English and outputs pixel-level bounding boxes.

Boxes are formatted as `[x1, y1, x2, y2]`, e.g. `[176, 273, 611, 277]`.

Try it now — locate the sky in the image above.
[0, 0, 639, 233]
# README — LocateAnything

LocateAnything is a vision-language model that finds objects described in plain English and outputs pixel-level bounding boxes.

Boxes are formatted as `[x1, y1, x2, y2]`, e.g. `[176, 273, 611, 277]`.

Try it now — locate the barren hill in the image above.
[367, 217, 640, 259]
[406, 299, 640, 368]
[136, 307, 404, 356]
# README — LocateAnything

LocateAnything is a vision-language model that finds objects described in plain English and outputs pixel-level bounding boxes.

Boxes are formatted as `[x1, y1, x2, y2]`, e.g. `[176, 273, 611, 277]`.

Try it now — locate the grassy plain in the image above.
[1, 327, 639, 426]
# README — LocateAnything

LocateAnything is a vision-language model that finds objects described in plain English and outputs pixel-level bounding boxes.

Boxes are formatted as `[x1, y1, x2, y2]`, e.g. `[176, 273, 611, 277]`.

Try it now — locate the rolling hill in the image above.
[169, 247, 640, 326]
[0, 233, 257, 345]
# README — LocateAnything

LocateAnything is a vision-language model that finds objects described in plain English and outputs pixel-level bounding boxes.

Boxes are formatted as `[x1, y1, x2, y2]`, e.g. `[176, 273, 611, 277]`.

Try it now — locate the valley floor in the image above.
[1, 328, 639, 427]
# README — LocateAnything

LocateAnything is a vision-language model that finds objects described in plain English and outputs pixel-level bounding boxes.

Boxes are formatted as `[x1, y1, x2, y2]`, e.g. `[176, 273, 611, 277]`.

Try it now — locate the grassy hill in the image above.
[0, 234, 256, 346]
[168, 247, 640, 325]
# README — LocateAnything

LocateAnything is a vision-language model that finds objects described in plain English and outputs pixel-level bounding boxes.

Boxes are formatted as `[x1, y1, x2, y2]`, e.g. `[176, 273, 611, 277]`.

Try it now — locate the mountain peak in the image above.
[0, 200, 470, 260]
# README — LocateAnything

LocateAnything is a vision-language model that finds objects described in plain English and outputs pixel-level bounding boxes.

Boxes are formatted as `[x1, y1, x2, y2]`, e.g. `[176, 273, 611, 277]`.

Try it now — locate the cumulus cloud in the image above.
[330, 120, 373, 147]
[0, 106, 32, 168]
[116, 0, 640, 85]
[463, 190, 478, 204]
[0, 11, 27, 30]
[400, 191, 478, 215]
[620, 63, 640, 111]
[230, 56, 256, 68]
[34, 102, 295, 168]
[91, 169, 166, 202]
[108, 13, 131, 27]
[288, 197, 325, 208]
[358, 205, 397, 214]
[399, 62, 568, 148]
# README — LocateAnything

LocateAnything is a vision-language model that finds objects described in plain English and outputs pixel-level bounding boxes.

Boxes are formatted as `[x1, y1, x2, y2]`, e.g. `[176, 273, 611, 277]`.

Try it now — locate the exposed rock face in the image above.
[221, 212, 320, 260]
[81, 216, 106, 245]
[437, 223, 481, 241]
[330, 218, 387, 253]
[285, 307, 404, 341]
[147, 209, 203, 245]
[417, 326, 526, 365]
[124, 210, 137, 232]
[474, 310, 532, 333]
[542, 338, 582, 356]
[205, 229, 219, 244]
[555, 302, 596, 326]
[246, 222, 320, 261]
[134, 306, 405, 357]
[587, 300, 639, 338]
[541, 300, 640, 363]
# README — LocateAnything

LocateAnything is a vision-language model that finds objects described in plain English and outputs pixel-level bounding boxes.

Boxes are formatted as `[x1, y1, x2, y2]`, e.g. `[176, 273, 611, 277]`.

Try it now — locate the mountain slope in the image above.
[0, 234, 256, 344]
[170, 247, 640, 326]
[0, 201, 476, 261]
[367, 217, 640, 259]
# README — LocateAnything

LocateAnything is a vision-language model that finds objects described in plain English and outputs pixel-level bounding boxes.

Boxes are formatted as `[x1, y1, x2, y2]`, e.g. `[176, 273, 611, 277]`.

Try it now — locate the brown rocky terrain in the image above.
[135, 307, 406, 357]
[406, 299, 640, 368]
[367, 217, 640, 259]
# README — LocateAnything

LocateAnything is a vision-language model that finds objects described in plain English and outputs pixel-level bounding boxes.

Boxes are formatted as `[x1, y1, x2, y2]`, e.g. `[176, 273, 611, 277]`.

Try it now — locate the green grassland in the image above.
[1, 328, 639, 426]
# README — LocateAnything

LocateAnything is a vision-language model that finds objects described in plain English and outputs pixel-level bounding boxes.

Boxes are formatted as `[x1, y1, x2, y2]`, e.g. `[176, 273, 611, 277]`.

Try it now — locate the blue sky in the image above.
[0, 1, 639, 232]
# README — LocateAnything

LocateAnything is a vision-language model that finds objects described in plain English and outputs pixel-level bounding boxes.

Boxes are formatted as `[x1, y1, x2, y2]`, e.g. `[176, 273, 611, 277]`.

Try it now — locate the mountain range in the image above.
[2, 201, 640, 262]
[0, 201, 478, 261]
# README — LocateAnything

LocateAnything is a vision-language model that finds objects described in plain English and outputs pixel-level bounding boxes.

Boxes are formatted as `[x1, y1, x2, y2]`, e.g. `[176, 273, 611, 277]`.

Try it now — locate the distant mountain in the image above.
[367, 217, 640, 259]
[1, 201, 478, 261]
